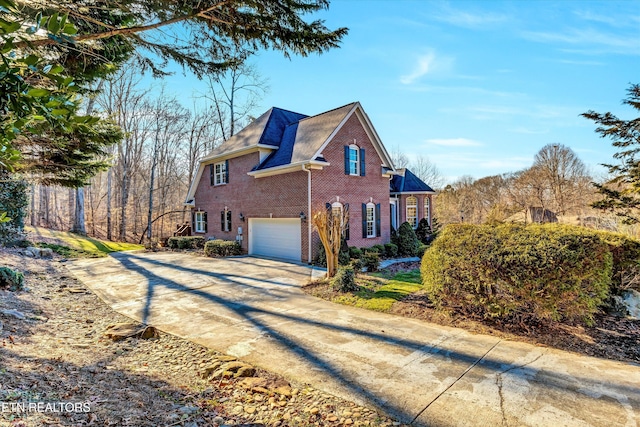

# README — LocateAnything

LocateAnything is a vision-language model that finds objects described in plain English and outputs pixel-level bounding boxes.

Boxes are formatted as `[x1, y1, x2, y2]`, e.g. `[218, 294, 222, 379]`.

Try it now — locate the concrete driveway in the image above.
[66, 251, 640, 426]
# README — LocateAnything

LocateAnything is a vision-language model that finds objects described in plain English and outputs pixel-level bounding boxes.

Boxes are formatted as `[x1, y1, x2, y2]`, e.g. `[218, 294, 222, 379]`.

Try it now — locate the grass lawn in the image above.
[24, 226, 144, 258]
[332, 269, 422, 312]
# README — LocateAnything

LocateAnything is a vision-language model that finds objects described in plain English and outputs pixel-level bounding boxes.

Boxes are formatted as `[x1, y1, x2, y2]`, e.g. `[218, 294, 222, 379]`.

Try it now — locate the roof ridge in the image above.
[271, 106, 309, 117]
[297, 102, 357, 123]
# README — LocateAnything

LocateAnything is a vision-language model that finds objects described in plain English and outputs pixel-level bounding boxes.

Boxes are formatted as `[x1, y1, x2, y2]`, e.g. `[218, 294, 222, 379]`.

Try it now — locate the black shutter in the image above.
[375, 203, 381, 237]
[192, 211, 196, 233]
[225, 159, 229, 183]
[360, 148, 366, 176]
[344, 146, 349, 175]
[209, 164, 214, 185]
[362, 203, 367, 238]
[344, 203, 350, 241]
[220, 211, 225, 231]
[203, 212, 208, 233]
[325, 202, 331, 211]
[227, 210, 232, 232]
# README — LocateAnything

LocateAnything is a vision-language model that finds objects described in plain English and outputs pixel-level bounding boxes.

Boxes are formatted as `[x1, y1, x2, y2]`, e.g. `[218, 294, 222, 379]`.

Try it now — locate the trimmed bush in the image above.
[167, 236, 205, 250]
[362, 251, 380, 272]
[383, 243, 398, 258]
[595, 231, 640, 293]
[0, 267, 24, 291]
[394, 222, 420, 257]
[331, 265, 358, 292]
[350, 257, 363, 273]
[421, 223, 612, 325]
[371, 244, 385, 255]
[348, 247, 363, 259]
[415, 218, 434, 245]
[204, 239, 243, 257]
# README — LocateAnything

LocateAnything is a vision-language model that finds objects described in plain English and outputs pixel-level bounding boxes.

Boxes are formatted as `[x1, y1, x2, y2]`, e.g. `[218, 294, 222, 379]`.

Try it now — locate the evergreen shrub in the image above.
[421, 223, 612, 325]
[394, 222, 420, 257]
[204, 239, 242, 257]
[330, 265, 358, 292]
[0, 267, 24, 291]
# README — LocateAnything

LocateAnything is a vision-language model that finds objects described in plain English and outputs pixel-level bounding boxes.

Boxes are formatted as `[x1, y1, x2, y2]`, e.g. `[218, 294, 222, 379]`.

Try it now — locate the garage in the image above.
[248, 218, 302, 262]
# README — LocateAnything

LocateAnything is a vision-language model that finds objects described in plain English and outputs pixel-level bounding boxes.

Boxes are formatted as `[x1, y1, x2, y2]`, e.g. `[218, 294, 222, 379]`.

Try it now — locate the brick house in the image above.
[185, 102, 435, 263]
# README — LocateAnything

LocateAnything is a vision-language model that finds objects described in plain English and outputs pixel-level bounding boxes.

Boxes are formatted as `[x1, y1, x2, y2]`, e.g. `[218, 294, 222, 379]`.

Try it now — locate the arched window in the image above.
[365, 202, 375, 238]
[406, 196, 417, 228]
[424, 197, 431, 225]
[348, 144, 359, 175]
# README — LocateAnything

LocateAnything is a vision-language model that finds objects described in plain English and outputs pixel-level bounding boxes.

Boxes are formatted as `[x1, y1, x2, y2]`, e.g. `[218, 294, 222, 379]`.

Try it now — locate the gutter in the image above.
[303, 164, 312, 264]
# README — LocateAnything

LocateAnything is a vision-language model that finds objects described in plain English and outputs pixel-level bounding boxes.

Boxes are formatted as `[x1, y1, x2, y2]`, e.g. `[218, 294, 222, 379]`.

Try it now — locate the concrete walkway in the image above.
[66, 252, 640, 426]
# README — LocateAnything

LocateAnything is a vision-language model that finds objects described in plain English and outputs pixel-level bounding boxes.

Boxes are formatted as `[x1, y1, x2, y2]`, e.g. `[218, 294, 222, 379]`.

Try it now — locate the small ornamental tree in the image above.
[312, 205, 349, 278]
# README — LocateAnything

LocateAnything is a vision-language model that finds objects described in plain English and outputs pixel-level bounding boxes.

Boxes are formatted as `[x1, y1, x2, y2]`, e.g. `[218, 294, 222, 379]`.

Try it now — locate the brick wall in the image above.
[192, 151, 309, 260]
[311, 113, 391, 256]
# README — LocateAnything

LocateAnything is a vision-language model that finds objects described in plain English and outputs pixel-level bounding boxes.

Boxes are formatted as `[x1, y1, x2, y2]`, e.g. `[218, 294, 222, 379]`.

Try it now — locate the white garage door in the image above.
[249, 218, 301, 262]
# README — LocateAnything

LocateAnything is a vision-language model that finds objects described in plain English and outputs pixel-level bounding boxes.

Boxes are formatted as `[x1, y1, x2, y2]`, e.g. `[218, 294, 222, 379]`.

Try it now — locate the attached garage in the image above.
[248, 218, 302, 262]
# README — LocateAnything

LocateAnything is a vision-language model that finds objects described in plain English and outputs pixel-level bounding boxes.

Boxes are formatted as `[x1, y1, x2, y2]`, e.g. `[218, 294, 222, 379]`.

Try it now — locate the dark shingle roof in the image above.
[391, 168, 435, 193]
[254, 103, 356, 171]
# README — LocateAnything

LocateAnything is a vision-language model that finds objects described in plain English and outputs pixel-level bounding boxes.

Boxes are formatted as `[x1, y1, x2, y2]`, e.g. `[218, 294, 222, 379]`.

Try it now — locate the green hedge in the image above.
[421, 224, 613, 325]
[204, 239, 243, 257]
[595, 231, 640, 294]
[167, 236, 205, 250]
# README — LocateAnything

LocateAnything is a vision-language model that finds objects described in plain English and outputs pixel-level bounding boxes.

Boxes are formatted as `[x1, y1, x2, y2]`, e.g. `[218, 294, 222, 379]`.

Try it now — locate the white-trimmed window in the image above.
[348, 145, 359, 176]
[214, 161, 227, 185]
[221, 209, 231, 232]
[407, 196, 418, 228]
[194, 211, 207, 233]
[424, 197, 431, 225]
[366, 202, 375, 238]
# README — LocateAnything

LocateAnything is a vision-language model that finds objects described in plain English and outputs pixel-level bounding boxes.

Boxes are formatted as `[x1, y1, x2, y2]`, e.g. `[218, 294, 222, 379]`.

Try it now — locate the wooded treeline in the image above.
[29, 61, 266, 243]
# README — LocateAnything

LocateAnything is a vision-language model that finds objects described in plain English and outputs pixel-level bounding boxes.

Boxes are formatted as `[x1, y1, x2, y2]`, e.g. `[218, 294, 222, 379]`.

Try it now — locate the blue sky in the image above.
[161, 0, 640, 184]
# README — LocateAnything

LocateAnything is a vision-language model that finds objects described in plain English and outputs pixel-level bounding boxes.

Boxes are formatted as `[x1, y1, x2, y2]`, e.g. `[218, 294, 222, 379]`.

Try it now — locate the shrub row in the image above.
[422, 223, 617, 325]
[167, 236, 205, 250]
[204, 239, 243, 257]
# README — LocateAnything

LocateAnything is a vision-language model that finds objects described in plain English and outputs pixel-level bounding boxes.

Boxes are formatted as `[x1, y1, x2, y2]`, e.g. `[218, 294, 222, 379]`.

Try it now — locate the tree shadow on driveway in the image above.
[104, 252, 640, 425]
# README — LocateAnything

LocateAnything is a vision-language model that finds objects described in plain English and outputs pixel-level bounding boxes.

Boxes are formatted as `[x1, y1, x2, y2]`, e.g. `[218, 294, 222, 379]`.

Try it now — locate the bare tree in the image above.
[98, 67, 152, 241]
[390, 145, 410, 169]
[312, 206, 349, 278]
[533, 143, 590, 215]
[410, 155, 444, 190]
[203, 51, 269, 141]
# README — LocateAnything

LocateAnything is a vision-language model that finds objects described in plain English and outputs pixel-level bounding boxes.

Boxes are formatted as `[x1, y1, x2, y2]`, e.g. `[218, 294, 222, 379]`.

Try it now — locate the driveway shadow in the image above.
[102, 252, 640, 425]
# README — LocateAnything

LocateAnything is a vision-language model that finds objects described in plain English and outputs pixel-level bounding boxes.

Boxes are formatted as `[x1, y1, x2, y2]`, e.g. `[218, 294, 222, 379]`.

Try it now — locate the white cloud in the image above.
[521, 28, 640, 55]
[400, 52, 436, 85]
[434, 7, 508, 29]
[426, 138, 483, 147]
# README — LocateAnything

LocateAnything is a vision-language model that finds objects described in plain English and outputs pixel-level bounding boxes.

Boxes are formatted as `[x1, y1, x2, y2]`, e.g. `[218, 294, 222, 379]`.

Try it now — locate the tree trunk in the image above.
[106, 168, 112, 240]
[68, 188, 75, 230]
[73, 188, 86, 235]
[30, 183, 35, 226]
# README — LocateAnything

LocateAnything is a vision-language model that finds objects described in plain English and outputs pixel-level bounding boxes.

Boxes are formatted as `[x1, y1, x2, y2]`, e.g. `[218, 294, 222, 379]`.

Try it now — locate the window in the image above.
[214, 161, 227, 185]
[344, 145, 365, 176]
[221, 209, 232, 232]
[362, 202, 380, 238]
[348, 145, 359, 175]
[366, 203, 375, 238]
[328, 201, 349, 240]
[407, 196, 417, 228]
[194, 211, 207, 233]
[424, 197, 431, 225]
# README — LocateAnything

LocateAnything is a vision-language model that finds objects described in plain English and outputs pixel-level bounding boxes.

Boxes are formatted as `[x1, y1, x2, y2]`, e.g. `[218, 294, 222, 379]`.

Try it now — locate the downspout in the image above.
[303, 165, 312, 263]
